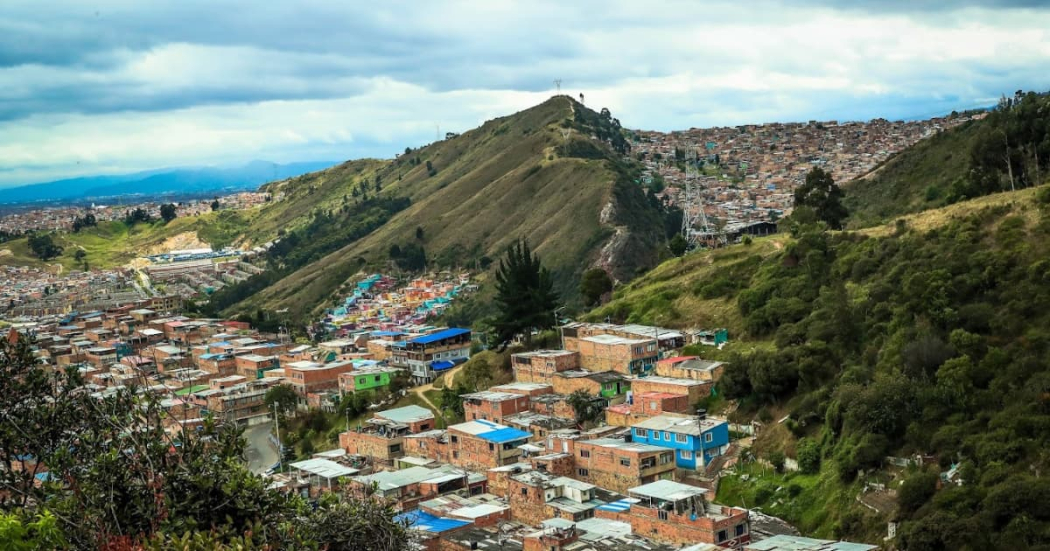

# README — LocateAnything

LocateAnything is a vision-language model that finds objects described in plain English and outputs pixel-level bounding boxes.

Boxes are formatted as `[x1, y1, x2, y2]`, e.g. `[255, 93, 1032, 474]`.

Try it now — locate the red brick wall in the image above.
[551, 374, 603, 396]
[573, 442, 676, 494]
[508, 478, 550, 526]
[630, 379, 712, 405]
[529, 453, 575, 477]
[339, 431, 403, 462]
[605, 505, 750, 547]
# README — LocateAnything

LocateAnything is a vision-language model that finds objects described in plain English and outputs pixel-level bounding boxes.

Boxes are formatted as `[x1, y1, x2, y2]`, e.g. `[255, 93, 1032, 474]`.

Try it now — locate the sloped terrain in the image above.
[225, 96, 670, 319]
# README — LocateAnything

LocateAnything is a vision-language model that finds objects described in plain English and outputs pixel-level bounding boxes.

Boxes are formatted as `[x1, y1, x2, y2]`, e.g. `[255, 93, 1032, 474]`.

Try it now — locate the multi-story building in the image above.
[552, 370, 630, 402]
[283, 359, 355, 396]
[511, 350, 579, 384]
[460, 390, 532, 423]
[629, 375, 712, 406]
[595, 480, 750, 547]
[563, 332, 658, 376]
[235, 354, 280, 379]
[655, 356, 727, 382]
[507, 471, 604, 526]
[569, 438, 676, 494]
[631, 413, 730, 470]
[605, 392, 692, 427]
[337, 365, 402, 395]
[391, 328, 472, 384]
[339, 405, 436, 465]
[349, 464, 487, 512]
[402, 419, 532, 471]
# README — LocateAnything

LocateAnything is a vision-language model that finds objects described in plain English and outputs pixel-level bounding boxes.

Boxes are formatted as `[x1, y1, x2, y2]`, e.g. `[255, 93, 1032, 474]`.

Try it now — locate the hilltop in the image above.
[213, 96, 673, 320]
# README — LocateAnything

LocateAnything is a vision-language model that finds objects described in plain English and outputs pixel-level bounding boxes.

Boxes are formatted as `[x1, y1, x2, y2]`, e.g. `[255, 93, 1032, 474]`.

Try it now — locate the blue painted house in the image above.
[629, 414, 730, 470]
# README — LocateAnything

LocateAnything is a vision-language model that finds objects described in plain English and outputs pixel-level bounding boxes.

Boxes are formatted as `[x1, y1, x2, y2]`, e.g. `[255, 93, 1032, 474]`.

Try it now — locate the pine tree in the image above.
[492, 239, 559, 348]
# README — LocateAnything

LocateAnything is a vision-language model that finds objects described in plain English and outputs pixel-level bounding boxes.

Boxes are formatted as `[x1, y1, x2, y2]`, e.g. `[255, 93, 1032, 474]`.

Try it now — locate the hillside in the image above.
[842, 118, 983, 228]
[589, 184, 1050, 547]
[219, 96, 672, 320]
[845, 92, 1050, 230]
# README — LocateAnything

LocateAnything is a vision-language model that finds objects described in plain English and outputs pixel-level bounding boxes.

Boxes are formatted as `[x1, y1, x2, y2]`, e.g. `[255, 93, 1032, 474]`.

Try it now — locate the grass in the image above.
[586, 236, 785, 335]
[234, 97, 667, 320]
[717, 461, 885, 542]
[0, 211, 255, 271]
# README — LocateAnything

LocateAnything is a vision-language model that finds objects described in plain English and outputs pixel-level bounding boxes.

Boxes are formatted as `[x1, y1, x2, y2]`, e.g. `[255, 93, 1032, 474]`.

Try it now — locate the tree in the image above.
[211, 199, 221, 211]
[669, 233, 688, 257]
[898, 470, 939, 516]
[492, 239, 559, 347]
[265, 384, 298, 415]
[159, 203, 177, 223]
[580, 268, 613, 306]
[1, 333, 410, 549]
[27, 233, 62, 260]
[440, 384, 467, 418]
[415, 226, 425, 241]
[794, 167, 848, 229]
[566, 389, 603, 426]
[123, 207, 151, 226]
[796, 438, 821, 474]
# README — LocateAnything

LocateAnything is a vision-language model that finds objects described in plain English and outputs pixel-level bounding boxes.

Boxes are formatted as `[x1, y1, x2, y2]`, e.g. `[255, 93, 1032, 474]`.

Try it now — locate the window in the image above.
[660, 454, 672, 464]
[680, 450, 693, 460]
[452, 451, 459, 459]
[580, 449, 591, 458]
[488, 443, 494, 451]
[521, 487, 528, 496]
[388, 444, 401, 453]
[663, 431, 671, 441]
[620, 457, 631, 467]
[735, 524, 746, 536]
[419, 424, 430, 431]
[578, 468, 589, 477]
[649, 401, 658, 410]
[650, 430, 659, 439]
[675, 433, 688, 443]
[658, 510, 668, 520]
[635, 428, 647, 438]
[374, 376, 381, 383]
[704, 432, 713, 443]
[717, 530, 727, 543]
[451, 435, 458, 443]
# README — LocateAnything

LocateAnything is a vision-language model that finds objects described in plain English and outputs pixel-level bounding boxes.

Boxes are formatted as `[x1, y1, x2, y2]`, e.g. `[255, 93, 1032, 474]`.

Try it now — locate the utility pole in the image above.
[272, 402, 282, 472]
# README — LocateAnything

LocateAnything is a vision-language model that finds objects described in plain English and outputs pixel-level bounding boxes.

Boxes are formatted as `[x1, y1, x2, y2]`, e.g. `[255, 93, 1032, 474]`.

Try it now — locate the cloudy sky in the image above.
[1, 0, 1049, 186]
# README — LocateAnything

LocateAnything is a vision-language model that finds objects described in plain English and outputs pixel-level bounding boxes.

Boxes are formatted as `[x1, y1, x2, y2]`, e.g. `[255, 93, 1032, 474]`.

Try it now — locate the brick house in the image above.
[418, 494, 511, 527]
[570, 438, 676, 494]
[563, 333, 658, 376]
[235, 354, 279, 379]
[198, 353, 236, 376]
[337, 365, 402, 395]
[490, 382, 555, 398]
[595, 480, 749, 547]
[461, 391, 532, 423]
[350, 464, 487, 512]
[629, 375, 712, 406]
[508, 471, 603, 526]
[605, 392, 692, 427]
[403, 419, 532, 471]
[511, 350, 579, 384]
[655, 356, 727, 382]
[552, 370, 630, 402]
[339, 405, 435, 465]
[283, 359, 355, 396]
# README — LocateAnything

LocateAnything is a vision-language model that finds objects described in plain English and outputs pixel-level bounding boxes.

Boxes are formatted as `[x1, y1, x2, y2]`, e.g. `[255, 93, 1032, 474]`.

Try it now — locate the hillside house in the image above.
[391, 328, 472, 384]
[340, 405, 436, 466]
[461, 390, 532, 423]
[511, 350, 579, 384]
[631, 413, 730, 470]
[655, 356, 726, 382]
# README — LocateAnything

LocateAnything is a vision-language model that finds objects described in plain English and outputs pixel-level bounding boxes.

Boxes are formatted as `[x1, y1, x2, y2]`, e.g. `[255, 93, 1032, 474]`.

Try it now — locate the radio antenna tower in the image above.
[553, 79, 562, 94]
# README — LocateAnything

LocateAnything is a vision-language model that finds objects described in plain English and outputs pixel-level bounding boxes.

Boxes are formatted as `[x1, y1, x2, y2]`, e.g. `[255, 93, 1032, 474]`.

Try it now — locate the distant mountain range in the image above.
[0, 160, 340, 205]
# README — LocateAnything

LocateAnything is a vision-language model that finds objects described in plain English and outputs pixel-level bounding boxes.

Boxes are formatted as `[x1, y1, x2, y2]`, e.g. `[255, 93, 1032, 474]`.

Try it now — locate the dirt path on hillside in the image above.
[409, 362, 468, 417]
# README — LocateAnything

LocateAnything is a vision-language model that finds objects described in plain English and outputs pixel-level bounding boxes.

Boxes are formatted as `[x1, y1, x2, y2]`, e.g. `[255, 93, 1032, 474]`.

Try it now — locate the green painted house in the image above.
[341, 366, 402, 394]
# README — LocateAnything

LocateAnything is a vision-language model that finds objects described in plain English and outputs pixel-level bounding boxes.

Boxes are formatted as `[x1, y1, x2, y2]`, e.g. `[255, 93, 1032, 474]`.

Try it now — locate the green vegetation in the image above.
[580, 267, 613, 306]
[27, 233, 63, 260]
[591, 184, 1050, 548]
[845, 93, 1050, 229]
[793, 167, 848, 229]
[0, 335, 409, 550]
[492, 239, 559, 347]
[235, 96, 673, 321]
[160, 203, 177, 223]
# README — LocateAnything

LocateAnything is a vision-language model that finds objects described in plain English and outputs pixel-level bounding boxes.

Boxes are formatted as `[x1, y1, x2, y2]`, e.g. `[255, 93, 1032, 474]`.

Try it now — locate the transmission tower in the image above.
[553, 79, 562, 94]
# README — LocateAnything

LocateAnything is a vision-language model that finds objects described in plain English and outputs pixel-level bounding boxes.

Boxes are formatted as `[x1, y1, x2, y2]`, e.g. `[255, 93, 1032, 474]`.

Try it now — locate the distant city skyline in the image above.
[1, 0, 1048, 186]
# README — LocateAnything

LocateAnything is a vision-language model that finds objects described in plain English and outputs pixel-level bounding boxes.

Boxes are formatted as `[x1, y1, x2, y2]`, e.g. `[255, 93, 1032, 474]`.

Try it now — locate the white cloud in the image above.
[0, 0, 1048, 185]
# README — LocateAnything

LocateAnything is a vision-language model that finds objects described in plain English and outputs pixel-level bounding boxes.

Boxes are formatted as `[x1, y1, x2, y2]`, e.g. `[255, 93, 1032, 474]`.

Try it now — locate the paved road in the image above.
[243, 422, 279, 474]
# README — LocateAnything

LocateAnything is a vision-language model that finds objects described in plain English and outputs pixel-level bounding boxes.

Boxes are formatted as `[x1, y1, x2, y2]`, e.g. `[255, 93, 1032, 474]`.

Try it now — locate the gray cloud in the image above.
[0, 0, 1048, 185]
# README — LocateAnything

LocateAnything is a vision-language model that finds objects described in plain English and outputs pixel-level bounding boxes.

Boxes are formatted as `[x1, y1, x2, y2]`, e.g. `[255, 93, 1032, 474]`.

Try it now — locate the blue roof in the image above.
[35, 472, 56, 482]
[430, 360, 456, 371]
[372, 330, 405, 337]
[409, 328, 470, 345]
[477, 426, 532, 444]
[597, 499, 634, 512]
[395, 510, 470, 533]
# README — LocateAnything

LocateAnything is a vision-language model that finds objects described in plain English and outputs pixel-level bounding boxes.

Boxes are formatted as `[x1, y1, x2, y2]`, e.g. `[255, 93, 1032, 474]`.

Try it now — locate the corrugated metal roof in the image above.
[409, 327, 470, 345]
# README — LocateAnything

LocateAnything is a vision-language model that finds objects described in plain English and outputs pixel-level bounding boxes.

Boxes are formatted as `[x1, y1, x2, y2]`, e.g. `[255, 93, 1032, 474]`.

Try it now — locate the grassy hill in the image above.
[222, 96, 671, 320]
[842, 117, 984, 228]
[587, 184, 1050, 546]
[0, 211, 255, 272]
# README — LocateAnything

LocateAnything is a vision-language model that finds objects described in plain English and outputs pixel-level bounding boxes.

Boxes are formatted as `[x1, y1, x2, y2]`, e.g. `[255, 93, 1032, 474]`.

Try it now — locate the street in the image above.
[243, 421, 279, 474]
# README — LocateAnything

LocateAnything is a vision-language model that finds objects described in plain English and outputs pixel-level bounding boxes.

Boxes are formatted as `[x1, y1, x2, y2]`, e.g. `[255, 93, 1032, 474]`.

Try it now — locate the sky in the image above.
[1, 0, 1049, 187]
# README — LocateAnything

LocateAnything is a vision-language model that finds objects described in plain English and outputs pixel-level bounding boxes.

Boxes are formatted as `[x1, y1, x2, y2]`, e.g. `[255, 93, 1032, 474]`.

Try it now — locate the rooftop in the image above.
[375, 404, 434, 424]
[629, 479, 707, 501]
[633, 414, 726, 435]
[460, 390, 524, 402]
[581, 334, 652, 346]
[288, 458, 359, 479]
[745, 535, 878, 551]
[449, 419, 532, 444]
[408, 327, 470, 345]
